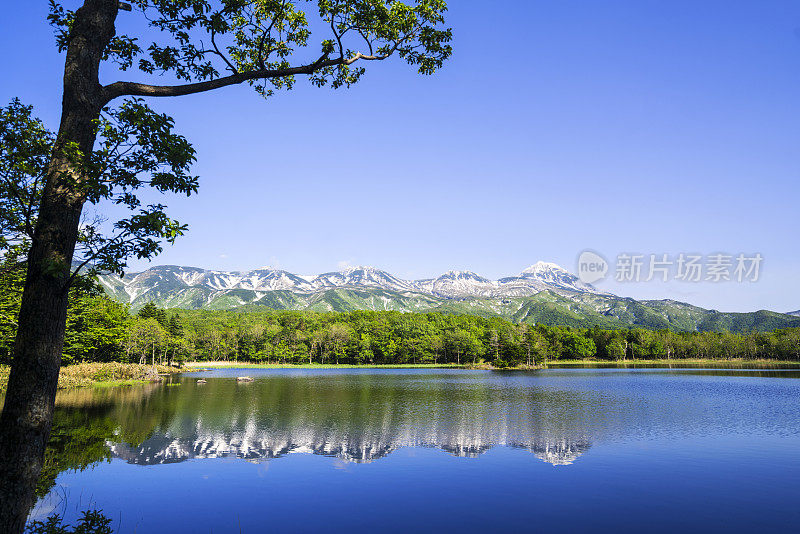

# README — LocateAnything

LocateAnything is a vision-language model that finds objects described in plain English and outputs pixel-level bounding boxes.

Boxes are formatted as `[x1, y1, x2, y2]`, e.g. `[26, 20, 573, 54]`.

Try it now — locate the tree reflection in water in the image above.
[37, 370, 606, 499]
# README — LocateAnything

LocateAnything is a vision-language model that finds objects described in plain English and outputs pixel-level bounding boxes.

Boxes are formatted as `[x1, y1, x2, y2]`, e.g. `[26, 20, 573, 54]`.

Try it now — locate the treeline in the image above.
[2, 268, 800, 365]
[167, 309, 800, 365]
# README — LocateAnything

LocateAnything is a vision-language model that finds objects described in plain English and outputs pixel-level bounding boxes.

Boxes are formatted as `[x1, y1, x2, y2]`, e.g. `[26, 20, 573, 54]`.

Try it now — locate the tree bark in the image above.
[0, 2, 118, 532]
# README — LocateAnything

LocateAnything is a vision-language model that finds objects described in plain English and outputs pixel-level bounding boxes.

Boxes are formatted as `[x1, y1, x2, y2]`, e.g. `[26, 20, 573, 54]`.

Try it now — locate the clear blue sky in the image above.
[1, 1, 799, 312]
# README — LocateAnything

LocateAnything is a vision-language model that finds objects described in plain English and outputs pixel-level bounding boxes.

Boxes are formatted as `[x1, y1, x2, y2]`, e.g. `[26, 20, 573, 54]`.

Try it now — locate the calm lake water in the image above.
[28, 367, 800, 533]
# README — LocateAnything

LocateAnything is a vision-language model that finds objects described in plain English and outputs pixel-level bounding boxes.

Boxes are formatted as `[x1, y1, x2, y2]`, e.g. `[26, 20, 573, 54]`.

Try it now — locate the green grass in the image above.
[0, 362, 184, 392]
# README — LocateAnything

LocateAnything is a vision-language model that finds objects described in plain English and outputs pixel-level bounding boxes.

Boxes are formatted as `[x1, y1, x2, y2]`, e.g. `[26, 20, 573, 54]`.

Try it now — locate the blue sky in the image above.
[1, 1, 799, 312]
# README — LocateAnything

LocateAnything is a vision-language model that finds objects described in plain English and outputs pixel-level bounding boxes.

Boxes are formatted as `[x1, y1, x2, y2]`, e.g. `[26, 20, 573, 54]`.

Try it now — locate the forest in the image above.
[2, 267, 799, 367]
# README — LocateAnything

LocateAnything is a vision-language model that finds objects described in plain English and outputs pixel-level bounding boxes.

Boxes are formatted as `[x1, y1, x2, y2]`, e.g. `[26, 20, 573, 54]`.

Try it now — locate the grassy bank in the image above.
[0, 362, 184, 392]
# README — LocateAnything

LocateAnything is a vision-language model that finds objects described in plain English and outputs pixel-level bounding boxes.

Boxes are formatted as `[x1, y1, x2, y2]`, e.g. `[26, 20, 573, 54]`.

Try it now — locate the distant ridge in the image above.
[98, 261, 603, 304]
[95, 262, 800, 333]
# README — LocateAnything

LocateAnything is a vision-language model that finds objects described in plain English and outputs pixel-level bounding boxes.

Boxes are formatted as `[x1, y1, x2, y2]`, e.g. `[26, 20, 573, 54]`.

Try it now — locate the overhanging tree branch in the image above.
[102, 49, 395, 102]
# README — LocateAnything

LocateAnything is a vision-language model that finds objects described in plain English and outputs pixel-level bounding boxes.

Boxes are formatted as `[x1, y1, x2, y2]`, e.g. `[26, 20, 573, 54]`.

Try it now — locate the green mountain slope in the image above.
[99, 279, 800, 333]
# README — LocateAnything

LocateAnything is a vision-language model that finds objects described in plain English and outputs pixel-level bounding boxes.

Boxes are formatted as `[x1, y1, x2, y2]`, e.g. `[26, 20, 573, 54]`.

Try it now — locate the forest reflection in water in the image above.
[36, 369, 625, 496]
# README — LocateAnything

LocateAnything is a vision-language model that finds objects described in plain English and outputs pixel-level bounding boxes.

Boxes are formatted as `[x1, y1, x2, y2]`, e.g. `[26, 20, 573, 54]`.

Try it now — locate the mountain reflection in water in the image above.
[43, 369, 612, 489]
[109, 372, 598, 466]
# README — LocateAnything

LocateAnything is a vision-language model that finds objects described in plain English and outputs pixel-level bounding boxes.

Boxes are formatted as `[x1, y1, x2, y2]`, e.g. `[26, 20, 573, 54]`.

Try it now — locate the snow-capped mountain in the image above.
[414, 262, 596, 298]
[496, 261, 597, 296]
[94, 263, 800, 332]
[416, 270, 498, 298]
[519, 261, 596, 291]
[311, 266, 418, 292]
[97, 261, 604, 309]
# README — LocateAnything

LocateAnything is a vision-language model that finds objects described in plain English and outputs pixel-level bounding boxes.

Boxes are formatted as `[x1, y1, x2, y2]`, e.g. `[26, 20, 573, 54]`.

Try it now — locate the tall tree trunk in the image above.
[0, 2, 117, 532]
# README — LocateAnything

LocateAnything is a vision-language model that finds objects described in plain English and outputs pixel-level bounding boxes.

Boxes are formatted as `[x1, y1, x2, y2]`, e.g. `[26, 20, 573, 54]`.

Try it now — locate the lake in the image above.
[28, 367, 800, 532]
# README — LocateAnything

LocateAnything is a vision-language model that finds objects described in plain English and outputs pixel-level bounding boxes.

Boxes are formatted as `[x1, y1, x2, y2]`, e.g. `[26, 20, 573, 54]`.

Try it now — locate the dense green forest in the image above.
[168, 308, 800, 364]
[2, 265, 799, 365]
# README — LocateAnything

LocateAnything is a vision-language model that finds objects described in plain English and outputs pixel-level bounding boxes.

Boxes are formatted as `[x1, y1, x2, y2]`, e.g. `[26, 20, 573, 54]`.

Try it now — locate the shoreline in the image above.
[546, 358, 800, 366]
[3, 359, 795, 393]
[0, 362, 184, 393]
[183, 359, 800, 370]
[184, 362, 475, 370]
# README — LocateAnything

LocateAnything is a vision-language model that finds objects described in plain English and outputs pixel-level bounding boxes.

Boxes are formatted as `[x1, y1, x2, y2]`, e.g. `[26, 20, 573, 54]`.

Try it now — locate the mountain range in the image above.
[97, 262, 800, 332]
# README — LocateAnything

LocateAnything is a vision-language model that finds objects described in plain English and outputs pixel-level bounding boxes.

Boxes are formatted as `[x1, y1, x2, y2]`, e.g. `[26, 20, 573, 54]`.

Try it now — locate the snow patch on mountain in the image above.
[419, 270, 497, 298]
[513, 261, 598, 293]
